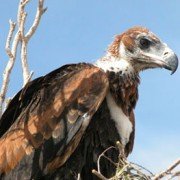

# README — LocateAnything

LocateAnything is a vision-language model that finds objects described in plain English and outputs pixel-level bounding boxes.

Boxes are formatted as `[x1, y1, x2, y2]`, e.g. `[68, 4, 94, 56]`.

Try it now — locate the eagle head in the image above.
[97, 26, 178, 74]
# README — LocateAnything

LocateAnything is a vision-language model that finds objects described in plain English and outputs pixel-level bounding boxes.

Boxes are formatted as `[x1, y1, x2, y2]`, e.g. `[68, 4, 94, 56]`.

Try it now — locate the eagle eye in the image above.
[139, 38, 151, 49]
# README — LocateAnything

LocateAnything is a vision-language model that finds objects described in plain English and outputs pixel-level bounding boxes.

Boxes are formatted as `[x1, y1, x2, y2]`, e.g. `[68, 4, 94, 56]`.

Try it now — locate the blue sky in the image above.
[0, 0, 179, 173]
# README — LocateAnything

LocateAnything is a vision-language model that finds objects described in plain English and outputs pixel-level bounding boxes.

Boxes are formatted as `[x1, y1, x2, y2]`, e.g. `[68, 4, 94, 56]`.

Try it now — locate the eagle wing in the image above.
[0, 63, 109, 174]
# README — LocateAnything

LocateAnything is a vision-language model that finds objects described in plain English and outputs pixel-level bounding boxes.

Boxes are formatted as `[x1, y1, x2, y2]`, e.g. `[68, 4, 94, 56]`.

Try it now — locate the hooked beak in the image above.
[140, 46, 178, 74]
[163, 50, 178, 74]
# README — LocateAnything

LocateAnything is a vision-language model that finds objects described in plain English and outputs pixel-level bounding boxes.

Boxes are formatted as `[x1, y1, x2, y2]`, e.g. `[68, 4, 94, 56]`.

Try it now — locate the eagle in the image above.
[0, 26, 178, 180]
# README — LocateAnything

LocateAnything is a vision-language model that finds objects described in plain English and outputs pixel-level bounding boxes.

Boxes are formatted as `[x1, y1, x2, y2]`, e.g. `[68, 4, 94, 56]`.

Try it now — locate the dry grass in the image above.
[92, 141, 180, 180]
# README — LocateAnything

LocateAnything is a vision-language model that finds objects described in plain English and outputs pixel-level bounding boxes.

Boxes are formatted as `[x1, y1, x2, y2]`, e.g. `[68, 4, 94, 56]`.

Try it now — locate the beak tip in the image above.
[171, 67, 178, 75]
[166, 53, 178, 75]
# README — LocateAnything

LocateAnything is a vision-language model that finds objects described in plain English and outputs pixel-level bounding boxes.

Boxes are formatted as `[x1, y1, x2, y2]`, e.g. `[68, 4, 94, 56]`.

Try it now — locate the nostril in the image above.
[164, 52, 169, 56]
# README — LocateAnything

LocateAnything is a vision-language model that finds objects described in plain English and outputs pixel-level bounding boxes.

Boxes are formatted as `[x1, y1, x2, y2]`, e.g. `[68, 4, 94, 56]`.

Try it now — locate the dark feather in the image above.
[0, 63, 109, 179]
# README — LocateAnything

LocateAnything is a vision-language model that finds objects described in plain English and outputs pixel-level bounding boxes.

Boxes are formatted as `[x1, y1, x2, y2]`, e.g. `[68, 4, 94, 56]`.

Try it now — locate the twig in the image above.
[129, 163, 151, 180]
[93, 145, 180, 180]
[97, 146, 117, 173]
[25, 0, 47, 41]
[0, 0, 46, 116]
[168, 171, 180, 179]
[5, 20, 16, 58]
[77, 173, 81, 180]
[115, 163, 129, 177]
[17, 0, 30, 26]
[152, 159, 180, 180]
[102, 155, 118, 168]
[92, 169, 108, 180]
[0, 21, 20, 117]
[18, 2, 29, 85]
[130, 162, 154, 176]
[18, 0, 46, 86]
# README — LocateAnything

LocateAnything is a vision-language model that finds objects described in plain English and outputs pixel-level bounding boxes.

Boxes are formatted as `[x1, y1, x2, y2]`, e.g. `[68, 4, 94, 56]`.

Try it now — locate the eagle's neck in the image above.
[95, 56, 140, 146]
[95, 55, 139, 114]
[106, 70, 140, 115]
[95, 54, 135, 75]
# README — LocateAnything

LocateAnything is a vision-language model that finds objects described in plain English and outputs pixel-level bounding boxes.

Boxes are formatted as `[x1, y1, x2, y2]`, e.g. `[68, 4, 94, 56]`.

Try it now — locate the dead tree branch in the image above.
[0, 20, 20, 117]
[169, 171, 180, 179]
[25, 0, 47, 41]
[0, 0, 46, 117]
[93, 144, 180, 180]
[18, 0, 47, 86]
[152, 159, 180, 180]
[92, 169, 108, 180]
[97, 146, 118, 173]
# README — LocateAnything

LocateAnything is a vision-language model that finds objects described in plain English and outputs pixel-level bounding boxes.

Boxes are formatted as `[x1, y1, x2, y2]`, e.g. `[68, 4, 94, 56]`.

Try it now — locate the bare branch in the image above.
[153, 159, 180, 180]
[25, 0, 47, 41]
[0, 0, 46, 116]
[5, 20, 16, 59]
[17, 0, 30, 27]
[0, 22, 20, 117]
[18, 0, 46, 85]
[97, 146, 117, 173]
[92, 169, 108, 180]
[18, 2, 30, 85]
[27, 71, 34, 83]
[168, 171, 180, 179]
[21, 40, 30, 86]
[130, 162, 154, 176]
[77, 173, 81, 180]
[93, 144, 180, 180]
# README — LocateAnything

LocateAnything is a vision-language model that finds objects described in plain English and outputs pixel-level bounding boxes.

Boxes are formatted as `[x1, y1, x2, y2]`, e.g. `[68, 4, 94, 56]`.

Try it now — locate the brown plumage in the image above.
[0, 26, 178, 179]
[0, 64, 109, 177]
